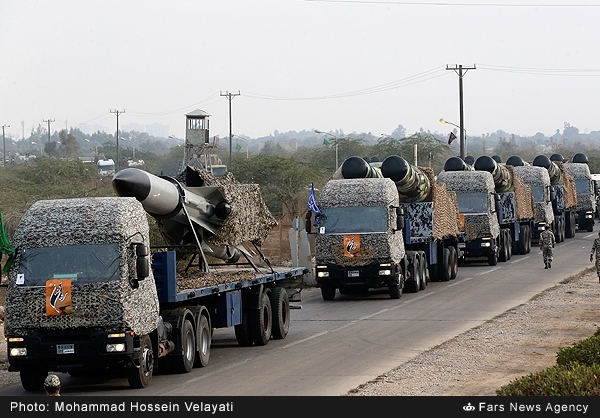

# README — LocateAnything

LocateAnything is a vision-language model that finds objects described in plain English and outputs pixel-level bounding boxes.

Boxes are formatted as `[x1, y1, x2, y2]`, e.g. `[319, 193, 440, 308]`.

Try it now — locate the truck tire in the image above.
[194, 315, 211, 367]
[270, 287, 290, 340]
[250, 292, 272, 346]
[19, 367, 47, 392]
[406, 255, 421, 293]
[419, 253, 428, 290]
[440, 247, 451, 282]
[388, 276, 402, 299]
[518, 225, 527, 254]
[525, 225, 532, 253]
[587, 219, 594, 232]
[565, 213, 575, 238]
[234, 308, 253, 347]
[127, 334, 154, 388]
[173, 319, 195, 373]
[449, 246, 458, 280]
[488, 247, 498, 266]
[506, 233, 512, 260]
[321, 285, 336, 301]
[499, 230, 508, 262]
[428, 262, 439, 282]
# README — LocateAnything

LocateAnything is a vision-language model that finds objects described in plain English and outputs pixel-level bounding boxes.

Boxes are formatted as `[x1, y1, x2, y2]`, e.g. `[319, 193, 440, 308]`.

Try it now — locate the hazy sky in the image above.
[2, 0, 600, 142]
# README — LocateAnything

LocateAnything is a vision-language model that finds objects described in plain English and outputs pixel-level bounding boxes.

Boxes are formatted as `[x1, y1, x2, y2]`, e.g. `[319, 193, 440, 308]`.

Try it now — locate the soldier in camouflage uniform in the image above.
[539, 226, 555, 269]
[589, 231, 600, 282]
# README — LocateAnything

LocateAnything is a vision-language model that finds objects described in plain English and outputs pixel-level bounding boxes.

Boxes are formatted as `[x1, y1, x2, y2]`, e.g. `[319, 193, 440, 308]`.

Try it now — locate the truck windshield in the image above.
[16, 243, 121, 286]
[530, 186, 545, 203]
[318, 206, 388, 233]
[574, 179, 590, 194]
[455, 192, 488, 214]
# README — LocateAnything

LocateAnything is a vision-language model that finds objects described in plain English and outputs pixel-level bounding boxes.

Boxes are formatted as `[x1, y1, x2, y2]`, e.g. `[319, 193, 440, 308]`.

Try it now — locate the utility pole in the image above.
[220, 90, 240, 168]
[2, 124, 9, 167]
[42, 118, 55, 156]
[110, 109, 125, 170]
[446, 64, 476, 159]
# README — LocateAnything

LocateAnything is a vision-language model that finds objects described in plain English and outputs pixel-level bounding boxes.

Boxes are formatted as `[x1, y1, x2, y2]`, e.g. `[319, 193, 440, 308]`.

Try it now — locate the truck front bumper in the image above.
[315, 262, 398, 290]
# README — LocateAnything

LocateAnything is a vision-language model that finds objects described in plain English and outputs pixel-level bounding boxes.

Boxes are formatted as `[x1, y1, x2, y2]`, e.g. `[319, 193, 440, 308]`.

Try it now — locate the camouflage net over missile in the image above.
[512, 165, 554, 225]
[555, 162, 578, 209]
[419, 166, 462, 241]
[179, 169, 278, 247]
[315, 178, 405, 267]
[4, 197, 160, 336]
[564, 163, 594, 212]
[504, 164, 536, 221]
[176, 269, 258, 292]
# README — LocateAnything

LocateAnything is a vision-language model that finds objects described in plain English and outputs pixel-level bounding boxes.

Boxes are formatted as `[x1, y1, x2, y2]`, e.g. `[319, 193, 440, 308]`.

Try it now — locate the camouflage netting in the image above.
[504, 165, 536, 221]
[182, 169, 278, 247]
[419, 167, 461, 240]
[513, 166, 554, 225]
[5, 197, 160, 336]
[555, 162, 578, 209]
[436, 171, 500, 241]
[564, 163, 594, 212]
[315, 178, 404, 267]
[176, 269, 257, 292]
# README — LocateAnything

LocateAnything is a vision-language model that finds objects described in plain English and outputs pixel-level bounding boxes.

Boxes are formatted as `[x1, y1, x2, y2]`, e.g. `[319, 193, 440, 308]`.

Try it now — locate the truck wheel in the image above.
[565, 213, 575, 238]
[419, 253, 428, 290]
[193, 315, 211, 367]
[173, 319, 195, 373]
[250, 292, 272, 346]
[488, 248, 498, 266]
[270, 287, 290, 340]
[19, 367, 47, 392]
[388, 275, 402, 299]
[234, 308, 253, 347]
[587, 219, 594, 232]
[449, 246, 458, 280]
[525, 225, 532, 253]
[406, 255, 420, 293]
[499, 230, 508, 262]
[440, 247, 451, 281]
[506, 233, 512, 260]
[127, 334, 154, 388]
[518, 225, 527, 254]
[428, 263, 439, 282]
[321, 285, 336, 301]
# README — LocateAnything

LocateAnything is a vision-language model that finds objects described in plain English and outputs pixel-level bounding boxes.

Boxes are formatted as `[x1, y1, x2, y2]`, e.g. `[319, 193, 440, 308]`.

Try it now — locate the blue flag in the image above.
[307, 183, 321, 226]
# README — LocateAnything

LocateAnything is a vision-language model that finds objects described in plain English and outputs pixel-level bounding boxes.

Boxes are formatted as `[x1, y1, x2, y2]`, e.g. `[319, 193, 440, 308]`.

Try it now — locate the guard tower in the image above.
[183, 109, 223, 173]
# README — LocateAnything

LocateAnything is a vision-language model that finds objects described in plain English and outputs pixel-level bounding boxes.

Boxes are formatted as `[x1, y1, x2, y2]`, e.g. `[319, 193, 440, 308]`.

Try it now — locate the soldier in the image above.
[44, 374, 61, 396]
[589, 231, 600, 282]
[539, 225, 555, 269]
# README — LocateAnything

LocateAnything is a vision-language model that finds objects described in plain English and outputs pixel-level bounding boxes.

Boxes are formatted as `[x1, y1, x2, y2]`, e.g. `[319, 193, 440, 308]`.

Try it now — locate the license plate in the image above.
[348, 270, 360, 277]
[57, 344, 74, 354]
[458, 243, 466, 248]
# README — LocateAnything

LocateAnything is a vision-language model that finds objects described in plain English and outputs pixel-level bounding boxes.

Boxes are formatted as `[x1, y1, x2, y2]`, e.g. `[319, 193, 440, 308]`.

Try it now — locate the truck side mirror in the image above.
[396, 207, 405, 231]
[494, 194, 501, 214]
[549, 186, 556, 201]
[135, 243, 150, 281]
[305, 211, 312, 234]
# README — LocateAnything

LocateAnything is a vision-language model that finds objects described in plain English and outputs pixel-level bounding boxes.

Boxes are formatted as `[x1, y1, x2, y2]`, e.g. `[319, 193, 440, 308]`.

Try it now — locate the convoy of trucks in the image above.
[3, 166, 308, 391]
[563, 153, 596, 233]
[306, 155, 462, 300]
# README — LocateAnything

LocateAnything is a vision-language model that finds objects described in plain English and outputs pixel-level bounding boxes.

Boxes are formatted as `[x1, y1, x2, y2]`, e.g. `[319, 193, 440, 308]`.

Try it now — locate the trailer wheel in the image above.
[194, 315, 211, 367]
[250, 292, 272, 346]
[518, 225, 527, 254]
[406, 255, 421, 293]
[525, 225, 532, 253]
[565, 213, 575, 238]
[440, 247, 451, 281]
[173, 320, 195, 373]
[449, 246, 458, 280]
[499, 230, 508, 262]
[506, 232, 512, 260]
[234, 308, 253, 347]
[270, 287, 290, 340]
[127, 334, 154, 388]
[19, 367, 47, 392]
[321, 285, 336, 301]
[419, 253, 428, 290]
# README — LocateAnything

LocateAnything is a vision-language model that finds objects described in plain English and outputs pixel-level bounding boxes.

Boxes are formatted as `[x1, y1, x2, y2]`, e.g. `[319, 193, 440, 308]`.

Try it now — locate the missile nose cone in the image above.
[381, 155, 408, 182]
[533, 155, 551, 169]
[550, 153, 565, 163]
[464, 156, 475, 166]
[112, 168, 151, 202]
[572, 153, 589, 164]
[474, 155, 496, 173]
[444, 156, 468, 171]
[506, 156, 525, 166]
[341, 156, 371, 179]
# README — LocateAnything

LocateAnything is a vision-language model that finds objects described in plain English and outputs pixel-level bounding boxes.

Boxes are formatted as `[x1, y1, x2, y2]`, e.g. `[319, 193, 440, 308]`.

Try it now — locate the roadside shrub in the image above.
[556, 331, 600, 367]
[496, 363, 600, 396]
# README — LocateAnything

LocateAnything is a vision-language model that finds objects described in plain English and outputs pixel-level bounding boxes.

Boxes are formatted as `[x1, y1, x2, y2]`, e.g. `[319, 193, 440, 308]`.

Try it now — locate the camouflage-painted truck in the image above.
[437, 156, 535, 266]
[4, 167, 307, 391]
[563, 153, 596, 233]
[306, 156, 462, 301]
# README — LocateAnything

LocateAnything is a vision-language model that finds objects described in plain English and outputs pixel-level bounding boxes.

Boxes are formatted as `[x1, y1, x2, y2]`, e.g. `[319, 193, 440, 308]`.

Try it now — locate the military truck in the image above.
[437, 156, 535, 266]
[4, 167, 307, 391]
[306, 156, 461, 301]
[563, 153, 596, 232]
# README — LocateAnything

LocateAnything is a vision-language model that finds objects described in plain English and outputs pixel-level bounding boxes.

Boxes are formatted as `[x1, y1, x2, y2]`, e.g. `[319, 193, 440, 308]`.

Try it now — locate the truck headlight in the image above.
[378, 269, 392, 276]
[106, 343, 126, 353]
[317, 271, 329, 278]
[9, 347, 27, 357]
[481, 242, 491, 247]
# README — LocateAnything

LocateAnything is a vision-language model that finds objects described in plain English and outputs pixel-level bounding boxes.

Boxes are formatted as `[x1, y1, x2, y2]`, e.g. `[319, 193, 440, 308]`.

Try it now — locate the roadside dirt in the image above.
[1, 270, 599, 395]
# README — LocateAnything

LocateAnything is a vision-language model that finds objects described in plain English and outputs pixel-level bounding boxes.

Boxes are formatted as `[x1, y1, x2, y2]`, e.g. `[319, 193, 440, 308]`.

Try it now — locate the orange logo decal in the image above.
[46, 279, 73, 316]
[343, 235, 361, 258]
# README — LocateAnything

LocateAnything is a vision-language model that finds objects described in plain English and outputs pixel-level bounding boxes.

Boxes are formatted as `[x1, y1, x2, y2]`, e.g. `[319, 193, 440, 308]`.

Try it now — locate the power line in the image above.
[42, 118, 55, 157]
[446, 64, 476, 160]
[220, 91, 240, 168]
[110, 109, 125, 170]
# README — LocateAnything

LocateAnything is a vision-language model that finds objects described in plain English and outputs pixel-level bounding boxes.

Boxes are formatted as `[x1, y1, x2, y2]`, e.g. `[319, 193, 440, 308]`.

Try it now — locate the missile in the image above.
[340, 156, 383, 179]
[444, 156, 474, 172]
[505, 156, 530, 167]
[112, 167, 240, 263]
[380, 155, 431, 203]
[572, 153, 589, 164]
[533, 155, 563, 185]
[474, 155, 514, 193]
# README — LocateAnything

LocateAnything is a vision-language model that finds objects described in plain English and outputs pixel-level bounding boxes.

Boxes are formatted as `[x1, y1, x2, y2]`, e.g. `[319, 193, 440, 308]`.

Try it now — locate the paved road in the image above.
[1, 227, 597, 396]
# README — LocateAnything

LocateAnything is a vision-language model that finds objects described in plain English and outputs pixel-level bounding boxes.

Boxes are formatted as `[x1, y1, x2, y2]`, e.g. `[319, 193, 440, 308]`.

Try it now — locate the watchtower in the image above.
[183, 110, 221, 173]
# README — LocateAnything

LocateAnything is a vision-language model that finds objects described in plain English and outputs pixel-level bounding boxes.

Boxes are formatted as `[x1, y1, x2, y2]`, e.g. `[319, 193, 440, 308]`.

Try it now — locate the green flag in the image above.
[323, 138, 330, 146]
[236, 144, 242, 152]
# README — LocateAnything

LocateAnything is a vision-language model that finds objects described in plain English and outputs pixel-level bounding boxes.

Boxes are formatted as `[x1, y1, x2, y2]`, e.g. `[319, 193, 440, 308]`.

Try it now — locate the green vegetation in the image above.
[497, 329, 600, 396]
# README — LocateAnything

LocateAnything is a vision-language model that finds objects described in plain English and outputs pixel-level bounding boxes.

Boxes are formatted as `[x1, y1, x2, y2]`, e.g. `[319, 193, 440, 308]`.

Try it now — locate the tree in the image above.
[58, 130, 81, 158]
